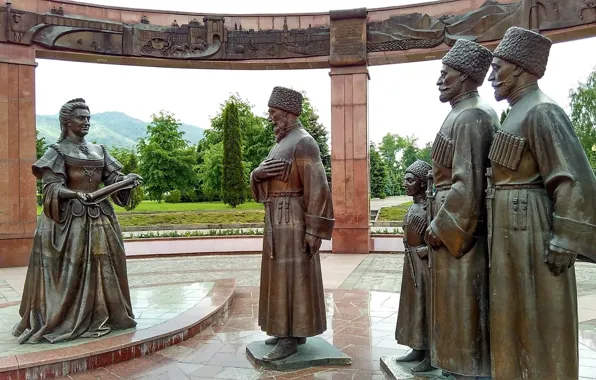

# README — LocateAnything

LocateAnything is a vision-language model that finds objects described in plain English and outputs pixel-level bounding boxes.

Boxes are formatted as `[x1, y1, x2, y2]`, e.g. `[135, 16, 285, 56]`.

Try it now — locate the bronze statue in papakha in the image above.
[394, 160, 434, 373]
[487, 26, 596, 380]
[425, 38, 498, 379]
[250, 86, 334, 362]
[13, 98, 142, 344]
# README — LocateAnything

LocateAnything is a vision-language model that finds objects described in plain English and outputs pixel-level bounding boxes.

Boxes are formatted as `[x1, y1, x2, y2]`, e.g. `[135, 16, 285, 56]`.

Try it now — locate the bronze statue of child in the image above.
[395, 160, 434, 373]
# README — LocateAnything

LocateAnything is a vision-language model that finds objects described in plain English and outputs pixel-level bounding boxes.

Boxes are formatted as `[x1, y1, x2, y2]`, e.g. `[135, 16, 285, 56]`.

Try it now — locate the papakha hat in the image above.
[493, 27, 552, 79]
[442, 38, 493, 85]
[268, 86, 303, 116]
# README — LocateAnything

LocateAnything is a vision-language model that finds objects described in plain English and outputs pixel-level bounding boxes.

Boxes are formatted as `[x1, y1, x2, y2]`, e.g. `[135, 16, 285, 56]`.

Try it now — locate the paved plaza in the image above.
[0, 254, 595, 379]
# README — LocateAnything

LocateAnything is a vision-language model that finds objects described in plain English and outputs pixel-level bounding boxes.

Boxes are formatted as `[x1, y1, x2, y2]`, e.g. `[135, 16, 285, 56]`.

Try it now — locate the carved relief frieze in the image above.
[0, 0, 594, 61]
[134, 20, 219, 59]
[225, 17, 330, 59]
[367, 1, 524, 52]
[533, 0, 596, 29]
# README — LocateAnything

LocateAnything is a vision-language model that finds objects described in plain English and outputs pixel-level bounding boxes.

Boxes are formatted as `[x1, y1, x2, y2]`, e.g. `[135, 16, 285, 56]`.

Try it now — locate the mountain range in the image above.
[36, 112, 205, 149]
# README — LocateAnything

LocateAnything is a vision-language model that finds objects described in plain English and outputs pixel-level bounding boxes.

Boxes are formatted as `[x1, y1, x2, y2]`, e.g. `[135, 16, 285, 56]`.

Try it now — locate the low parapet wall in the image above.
[123, 235, 405, 258]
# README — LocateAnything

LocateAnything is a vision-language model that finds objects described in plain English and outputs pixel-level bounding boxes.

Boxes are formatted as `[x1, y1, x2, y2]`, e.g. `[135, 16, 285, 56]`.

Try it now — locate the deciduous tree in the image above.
[35, 131, 47, 205]
[500, 107, 511, 124]
[110, 147, 144, 210]
[137, 111, 197, 202]
[300, 94, 331, 182]
[569, 69, 596, 170]
[370, 142, 388, 199]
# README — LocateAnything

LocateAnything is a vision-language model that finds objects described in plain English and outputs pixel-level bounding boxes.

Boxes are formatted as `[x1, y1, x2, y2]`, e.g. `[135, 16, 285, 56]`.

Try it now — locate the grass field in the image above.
[118, 210, 265, 227]
[377, 202, 413, 221]
[36, 200, 266, 227]
[37, 200, 264, 215]
[35, 200, 411, 226]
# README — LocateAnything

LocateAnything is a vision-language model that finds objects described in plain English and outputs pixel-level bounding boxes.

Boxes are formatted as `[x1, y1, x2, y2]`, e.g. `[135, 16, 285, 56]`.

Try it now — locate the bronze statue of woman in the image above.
[13, 98, 142, 344]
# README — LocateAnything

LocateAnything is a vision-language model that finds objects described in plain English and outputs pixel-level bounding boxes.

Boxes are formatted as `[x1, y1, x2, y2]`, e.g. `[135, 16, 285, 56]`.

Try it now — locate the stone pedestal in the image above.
[380, 356, 449, 379]
[0, 45, 37, 268]
[329, 65, 370, 254]
[246, 337, 351, 371]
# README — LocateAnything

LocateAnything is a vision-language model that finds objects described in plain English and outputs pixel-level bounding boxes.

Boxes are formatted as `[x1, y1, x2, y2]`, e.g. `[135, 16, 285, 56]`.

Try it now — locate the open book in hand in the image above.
[86, 176, 138, 203]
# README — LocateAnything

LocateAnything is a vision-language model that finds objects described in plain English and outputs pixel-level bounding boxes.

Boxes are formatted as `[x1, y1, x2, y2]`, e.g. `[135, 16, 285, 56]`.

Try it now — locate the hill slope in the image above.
[36, 112, 204, 148]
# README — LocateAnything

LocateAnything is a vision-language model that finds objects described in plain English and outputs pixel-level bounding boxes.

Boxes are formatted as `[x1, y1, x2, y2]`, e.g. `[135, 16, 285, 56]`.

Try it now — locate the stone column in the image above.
[328, 8, 370, 253]
[0, 44, 37, 268]
[330, 66, 370, 253]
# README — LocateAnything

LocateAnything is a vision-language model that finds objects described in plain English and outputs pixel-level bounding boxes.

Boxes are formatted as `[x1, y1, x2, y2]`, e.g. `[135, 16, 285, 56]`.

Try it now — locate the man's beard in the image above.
[273, 117, 292, 142]
[493, 75, 517, 102]
[438, 79, 463, 103]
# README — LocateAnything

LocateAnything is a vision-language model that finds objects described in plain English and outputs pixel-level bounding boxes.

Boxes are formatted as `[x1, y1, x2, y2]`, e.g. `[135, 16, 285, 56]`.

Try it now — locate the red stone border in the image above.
[123, 234, 403, 242]
[0, 278, 235, 380]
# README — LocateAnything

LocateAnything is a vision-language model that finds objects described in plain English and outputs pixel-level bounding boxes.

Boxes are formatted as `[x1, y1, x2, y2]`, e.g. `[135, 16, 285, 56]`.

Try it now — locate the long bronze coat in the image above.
[488, 86, 596, 380]
[395, 197, 430, 350]
[428, 92, 497, 377]
[251, 125, 334, 338]
[13, 143, 136, 344]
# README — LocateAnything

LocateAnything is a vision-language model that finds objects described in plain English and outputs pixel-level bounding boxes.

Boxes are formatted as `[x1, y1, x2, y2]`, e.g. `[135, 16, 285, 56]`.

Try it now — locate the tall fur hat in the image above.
[405, 160, 432, 183]
[493, 27, 552, 79]
[442, 39, 493, 85]
[268, 86, 303, 116]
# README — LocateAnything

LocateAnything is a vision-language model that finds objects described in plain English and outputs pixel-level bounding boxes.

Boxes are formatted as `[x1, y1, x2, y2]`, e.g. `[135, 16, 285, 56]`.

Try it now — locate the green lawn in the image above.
[36, 200, 266, 227]
[377, 202, 413, 221]
[37, 200, 264, 215]
[33, 200, 412, 226]
[117, 210, 264, 227]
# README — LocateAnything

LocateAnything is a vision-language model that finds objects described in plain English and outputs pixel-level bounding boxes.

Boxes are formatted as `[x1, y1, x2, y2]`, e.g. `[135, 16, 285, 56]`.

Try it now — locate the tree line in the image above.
[369, 135, 432, 199]
[369, 67, 596, 199]
[34, 69, 596, 208]
[37, 92, 330, 209]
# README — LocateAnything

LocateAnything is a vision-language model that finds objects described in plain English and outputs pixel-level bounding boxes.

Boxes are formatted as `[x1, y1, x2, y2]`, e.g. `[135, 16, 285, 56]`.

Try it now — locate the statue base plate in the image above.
[246, 337, 352, 371]
[380, 356, 449, 379]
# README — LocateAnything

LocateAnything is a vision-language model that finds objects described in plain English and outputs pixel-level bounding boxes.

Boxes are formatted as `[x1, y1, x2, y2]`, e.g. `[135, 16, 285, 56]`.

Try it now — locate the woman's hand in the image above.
[76, 192, 92, 202]
[124, 173, 143, 187]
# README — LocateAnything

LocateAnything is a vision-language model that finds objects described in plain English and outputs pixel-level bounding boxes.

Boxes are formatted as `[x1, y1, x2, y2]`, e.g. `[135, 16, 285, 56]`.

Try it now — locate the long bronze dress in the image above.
[488, 85, 596, 380]
[395, 197, 430, 350]
[428, 91, 497, 377]
[251, 125, 334, 338]
[13, 142, 136, 344]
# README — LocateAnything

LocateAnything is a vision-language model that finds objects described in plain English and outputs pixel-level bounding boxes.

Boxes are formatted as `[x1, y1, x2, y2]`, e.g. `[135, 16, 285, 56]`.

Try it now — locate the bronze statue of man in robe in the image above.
[13, 98, 142, 344]
[395, 160, 434, 373]
[250, 86, 335, 362]
[424, 39, 498, 379]
[487, 26, 596, 380]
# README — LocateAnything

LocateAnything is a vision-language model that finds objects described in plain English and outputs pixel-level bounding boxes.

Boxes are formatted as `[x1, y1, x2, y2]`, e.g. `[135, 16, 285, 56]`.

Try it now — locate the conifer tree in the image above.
[221, 101, 246, 207]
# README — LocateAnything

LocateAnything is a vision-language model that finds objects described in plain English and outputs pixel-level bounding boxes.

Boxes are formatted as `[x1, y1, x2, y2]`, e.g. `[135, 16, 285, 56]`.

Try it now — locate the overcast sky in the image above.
[35, 0, 596, 146]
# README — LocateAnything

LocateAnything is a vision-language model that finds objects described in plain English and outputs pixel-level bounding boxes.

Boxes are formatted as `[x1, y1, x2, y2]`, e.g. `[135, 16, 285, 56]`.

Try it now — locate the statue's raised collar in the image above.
[277, 120, 303, 143]
[507, 83, 539, 107]
[450, 90, 478, 108]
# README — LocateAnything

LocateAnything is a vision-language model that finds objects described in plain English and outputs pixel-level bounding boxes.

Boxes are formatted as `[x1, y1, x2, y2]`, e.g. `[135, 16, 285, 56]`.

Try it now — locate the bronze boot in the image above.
[262, 337, 298, 361]
[410, 351, 434, 373]
[395, 349, 425, 362]
[265, 336, 306, 345]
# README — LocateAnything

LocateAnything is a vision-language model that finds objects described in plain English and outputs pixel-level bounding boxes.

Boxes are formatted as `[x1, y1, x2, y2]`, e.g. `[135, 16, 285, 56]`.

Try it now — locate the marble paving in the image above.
[0, 282, 214, 357]
[43, 286, 596, 380]
[0, 254, 595, 379]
